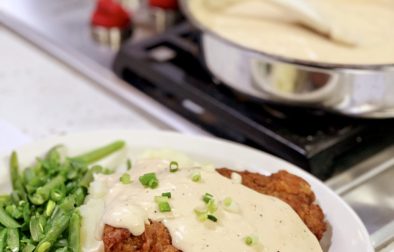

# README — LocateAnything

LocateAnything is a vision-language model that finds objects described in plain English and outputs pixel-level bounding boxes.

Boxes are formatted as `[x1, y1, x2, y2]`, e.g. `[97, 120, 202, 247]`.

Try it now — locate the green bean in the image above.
[6, 228, 19, 252]
[10, 152, 27, 201]
[45, 146, 62, 169]
[53, 239, 68, 248]
[79, 170, 94, 189]
[21, 201, 31, 224]
[0, 229, 7, 252]
[0, 206, 20, 228]
[10, 152, 19, 190]
[0, 195, 10, 206]
[29, 215, 43, 242]
[54, 247, 68, 252]
[72, 140, 125, 164]
[73, 187, 86, 207]
[5, 205, 22, 219]
[22, 243, 35, 252]
[68, 211, 81, 252]
[45, 200, 56, 217]
[50, 187, 66, 203]
[30, 175, 65, 205]
[59, 196, 75, 213]
[35, 213, 70, 252]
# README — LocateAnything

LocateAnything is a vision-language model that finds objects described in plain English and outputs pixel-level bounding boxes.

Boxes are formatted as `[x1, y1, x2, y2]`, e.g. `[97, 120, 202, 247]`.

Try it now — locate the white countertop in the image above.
[0, 25, 161, 153]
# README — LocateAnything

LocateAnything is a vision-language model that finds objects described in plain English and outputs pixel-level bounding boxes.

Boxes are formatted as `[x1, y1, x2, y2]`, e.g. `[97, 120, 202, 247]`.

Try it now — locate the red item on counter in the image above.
[149, 0, 178, 10]
[91, 0, 131, 28]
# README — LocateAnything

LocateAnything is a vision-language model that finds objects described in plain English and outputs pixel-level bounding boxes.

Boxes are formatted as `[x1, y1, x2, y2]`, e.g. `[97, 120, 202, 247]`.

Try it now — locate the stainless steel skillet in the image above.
[180, 0, 394, 118]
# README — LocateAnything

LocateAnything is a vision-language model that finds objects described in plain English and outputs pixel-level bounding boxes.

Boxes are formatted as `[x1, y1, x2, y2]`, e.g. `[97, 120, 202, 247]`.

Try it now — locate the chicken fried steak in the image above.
[103, 169, 326, 252]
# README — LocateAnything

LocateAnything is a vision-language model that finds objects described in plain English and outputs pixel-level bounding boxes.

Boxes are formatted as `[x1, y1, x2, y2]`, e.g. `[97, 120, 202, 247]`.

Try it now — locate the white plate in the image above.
[0, 130, 373, 252]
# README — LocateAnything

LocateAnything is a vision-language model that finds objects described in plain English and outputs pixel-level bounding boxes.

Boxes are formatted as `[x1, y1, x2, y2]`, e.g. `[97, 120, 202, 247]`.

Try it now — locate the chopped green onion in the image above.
[206, 199, 217, 213]
[161, 192, 171, 198]
[148, 179, 158, 189]
[191, 171, 201, 182]
[222, 197, 240, 213]
[207, 214, 217, 222]
[244, 235, 258, 246]
[126, 159, 132, 171]
[223, 197, 232, 207]
[120, 173, 132, 184]
[194, 208, 208, 222]
[158, 202, 171, 212]
[154, 196, 169, 204]
[139, 173, 159, 189]
[202, 193, 213, 204]
[103, 168, 114, 175]
[169, 161, 179, 173]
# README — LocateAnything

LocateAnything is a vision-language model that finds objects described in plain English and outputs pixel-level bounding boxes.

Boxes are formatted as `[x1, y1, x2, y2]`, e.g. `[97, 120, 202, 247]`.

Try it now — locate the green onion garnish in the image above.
[155, 194, 172, 212]
[223, 197, 232, 207]
[207, 214, 218, 222]
[194, 208, 208, 222]
[162, 192, 171, 198]
[158, 202, 171, 212]
[202, 193, 213, 204]
[103, 168, 115, 175]
[120, 173, 131, 184]
[126, 159, 132, 170]
[191, 171, 201, 182]
[244, 235, 258, 246]
[222, 197, 240, 213]
[169, 161, 179, 173]
[207, 199, 217, 213]
[139, 173, 159, 189]
[154, 196, 169, 203]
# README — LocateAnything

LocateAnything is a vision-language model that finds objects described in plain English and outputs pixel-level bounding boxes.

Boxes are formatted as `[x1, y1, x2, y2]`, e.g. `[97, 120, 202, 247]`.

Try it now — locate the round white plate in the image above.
[0, 130, 373, 252]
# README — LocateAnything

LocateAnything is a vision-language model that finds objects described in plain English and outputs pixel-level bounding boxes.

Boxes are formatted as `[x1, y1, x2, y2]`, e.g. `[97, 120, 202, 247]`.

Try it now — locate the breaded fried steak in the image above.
[216, 169, 327, 240]
[103, 222, 180, 252]
[103, 169, 326, 252]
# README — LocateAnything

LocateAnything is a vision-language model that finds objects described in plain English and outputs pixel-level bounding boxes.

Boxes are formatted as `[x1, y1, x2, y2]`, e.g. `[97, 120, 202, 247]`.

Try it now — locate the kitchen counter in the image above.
[0, 25, 159, 149]
[0, 3, 207, 153]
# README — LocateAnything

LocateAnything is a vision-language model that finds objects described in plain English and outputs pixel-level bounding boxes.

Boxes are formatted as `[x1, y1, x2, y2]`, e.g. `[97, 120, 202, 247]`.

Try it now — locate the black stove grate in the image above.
[113, 22, 394, 180]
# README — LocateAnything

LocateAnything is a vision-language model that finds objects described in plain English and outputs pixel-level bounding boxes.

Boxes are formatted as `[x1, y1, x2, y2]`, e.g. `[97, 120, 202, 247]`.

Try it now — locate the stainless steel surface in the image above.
[182, 0, 394, 118]
[327, 146, 394, 250]
[0, 2, 209, 136]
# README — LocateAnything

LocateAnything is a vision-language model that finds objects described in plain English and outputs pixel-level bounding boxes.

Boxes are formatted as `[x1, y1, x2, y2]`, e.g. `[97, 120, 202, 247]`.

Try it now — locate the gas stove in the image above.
[113, 22, 394, 180]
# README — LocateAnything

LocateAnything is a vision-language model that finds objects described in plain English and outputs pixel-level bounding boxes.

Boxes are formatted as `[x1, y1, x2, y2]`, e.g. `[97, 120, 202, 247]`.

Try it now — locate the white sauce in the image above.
[81, 159, 322, 252]
[189, 0, 394, 65]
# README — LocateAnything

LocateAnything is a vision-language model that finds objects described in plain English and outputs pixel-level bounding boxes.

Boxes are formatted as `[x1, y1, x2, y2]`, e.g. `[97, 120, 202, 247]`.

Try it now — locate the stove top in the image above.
[113, 22, 394, 179]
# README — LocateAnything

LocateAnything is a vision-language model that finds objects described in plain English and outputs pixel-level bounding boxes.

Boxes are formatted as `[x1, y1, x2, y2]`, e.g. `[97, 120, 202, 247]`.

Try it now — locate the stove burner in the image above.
[113, 22, 394, 179]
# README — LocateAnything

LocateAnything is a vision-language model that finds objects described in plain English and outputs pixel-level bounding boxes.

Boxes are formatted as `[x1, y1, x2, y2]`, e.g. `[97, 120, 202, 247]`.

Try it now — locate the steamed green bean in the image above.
[0, 140, 125, 251]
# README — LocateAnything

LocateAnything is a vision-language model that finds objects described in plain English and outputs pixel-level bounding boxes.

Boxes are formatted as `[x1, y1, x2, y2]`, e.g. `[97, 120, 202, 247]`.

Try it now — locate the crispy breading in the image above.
[103, 222, 180, 252]
[216, 168, 327, 240]
[103, 169, 327, 252]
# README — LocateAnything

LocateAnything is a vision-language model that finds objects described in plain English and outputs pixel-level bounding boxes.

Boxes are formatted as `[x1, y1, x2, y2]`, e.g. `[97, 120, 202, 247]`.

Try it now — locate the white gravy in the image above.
[188, 0, 394, 65]
[81, 159, 322, 252]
